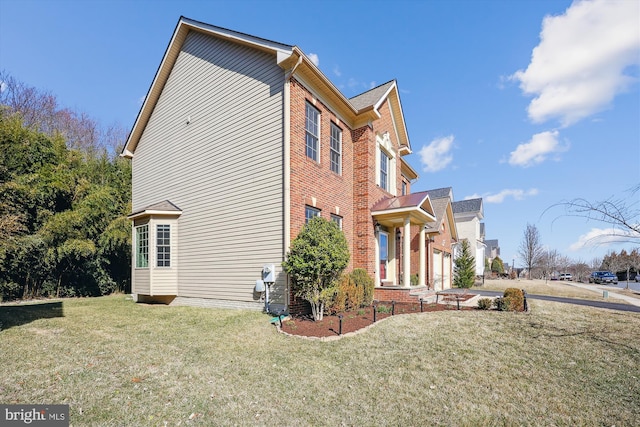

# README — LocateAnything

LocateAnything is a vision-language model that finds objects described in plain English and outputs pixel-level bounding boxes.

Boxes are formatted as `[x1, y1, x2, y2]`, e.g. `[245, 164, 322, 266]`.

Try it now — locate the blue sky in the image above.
[1, 0, 639, 266]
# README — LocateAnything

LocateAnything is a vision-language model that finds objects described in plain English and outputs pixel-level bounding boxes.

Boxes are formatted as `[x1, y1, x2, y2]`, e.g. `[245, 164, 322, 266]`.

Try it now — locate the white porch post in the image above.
[403, 217, 411, 288]
[388, 228, 396, 285]
[374, 229, 380, 286]
[419, 224, 426, 287]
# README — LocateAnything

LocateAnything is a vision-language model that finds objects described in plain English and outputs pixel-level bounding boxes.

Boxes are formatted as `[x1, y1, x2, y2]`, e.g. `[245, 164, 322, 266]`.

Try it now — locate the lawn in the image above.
[1, 295, 639, 426]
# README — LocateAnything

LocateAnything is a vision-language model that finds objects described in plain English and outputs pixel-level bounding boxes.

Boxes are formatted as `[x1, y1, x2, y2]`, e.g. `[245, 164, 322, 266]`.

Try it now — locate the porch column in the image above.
[419, 224, 426, 287]
[403, 217, 411, 287]
[374, 229, 380, 286]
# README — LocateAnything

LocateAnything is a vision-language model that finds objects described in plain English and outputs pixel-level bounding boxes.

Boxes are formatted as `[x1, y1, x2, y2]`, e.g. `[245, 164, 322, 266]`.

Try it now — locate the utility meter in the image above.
[262, 264, 276, 283]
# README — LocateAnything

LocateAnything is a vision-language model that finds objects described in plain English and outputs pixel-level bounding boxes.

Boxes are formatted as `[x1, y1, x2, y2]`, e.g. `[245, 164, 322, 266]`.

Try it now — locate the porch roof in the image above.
[128, 200, 183, 220]
[371, 191, 436, 226]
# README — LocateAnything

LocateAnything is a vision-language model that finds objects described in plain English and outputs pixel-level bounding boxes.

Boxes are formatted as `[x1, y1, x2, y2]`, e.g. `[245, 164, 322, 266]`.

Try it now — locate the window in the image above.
[330, 123, 342, 174]
[379, 231, 388, 280]
[156, 224, 171, 267]
[135, 225, 149, 268]
[380, 149, 389, 191]
[305, 102, 320, 161]
[402, 180, 407, 196]
[305, 206, 321, 223]
[330, 214, 342, 229]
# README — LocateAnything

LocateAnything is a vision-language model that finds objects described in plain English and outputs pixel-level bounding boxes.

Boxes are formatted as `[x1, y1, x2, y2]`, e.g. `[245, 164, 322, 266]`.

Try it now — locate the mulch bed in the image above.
[279, 298, 476, 338]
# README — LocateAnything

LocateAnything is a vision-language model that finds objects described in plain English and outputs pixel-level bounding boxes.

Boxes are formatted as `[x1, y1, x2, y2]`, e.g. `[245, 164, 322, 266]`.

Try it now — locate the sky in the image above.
[1, 0, 639, 266]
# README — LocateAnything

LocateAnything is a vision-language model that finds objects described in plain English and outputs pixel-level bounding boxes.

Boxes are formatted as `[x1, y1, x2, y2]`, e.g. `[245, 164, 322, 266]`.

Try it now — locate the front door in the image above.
[379, 232, 388, 281]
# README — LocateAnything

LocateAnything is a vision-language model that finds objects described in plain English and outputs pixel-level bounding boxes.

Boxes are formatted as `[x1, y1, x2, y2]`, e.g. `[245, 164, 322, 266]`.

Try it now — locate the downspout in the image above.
[283, 54, 303, 309]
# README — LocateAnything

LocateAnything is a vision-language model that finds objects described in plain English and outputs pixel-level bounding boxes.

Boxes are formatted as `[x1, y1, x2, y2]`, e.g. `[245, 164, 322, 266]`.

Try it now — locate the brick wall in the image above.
[287, 80, 413, 313]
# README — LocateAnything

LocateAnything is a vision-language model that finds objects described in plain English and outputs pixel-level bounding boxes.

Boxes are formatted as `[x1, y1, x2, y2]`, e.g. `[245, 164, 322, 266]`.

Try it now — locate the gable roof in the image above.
[371, 191, 436, 225]
[350, 81, 396, 110]
[122, 16, 412, 158]
[452, 198, 484, 218]
[424, 188, 458, 240]
[427, 187, 453, 200]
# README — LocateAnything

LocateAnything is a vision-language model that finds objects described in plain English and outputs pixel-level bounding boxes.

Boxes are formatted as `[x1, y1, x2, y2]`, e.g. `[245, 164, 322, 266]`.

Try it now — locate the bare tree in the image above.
[0, 71, 103, 155]
[547, 185, 640, 246]
[518, 223, 544, 279]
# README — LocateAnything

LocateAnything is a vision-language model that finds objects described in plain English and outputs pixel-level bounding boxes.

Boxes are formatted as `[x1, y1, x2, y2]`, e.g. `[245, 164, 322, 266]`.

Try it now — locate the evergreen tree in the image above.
[454, 239, 476, 288]
[491, 256, 505, 275]
[282, 217, 350, 321]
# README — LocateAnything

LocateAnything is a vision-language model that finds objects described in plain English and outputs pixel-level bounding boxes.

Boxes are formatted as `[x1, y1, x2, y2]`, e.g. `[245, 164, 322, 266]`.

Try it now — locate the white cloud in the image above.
[137, 96, 145, 106]
[511, 0, 640, 126]
[333, 65, 341, 77]
[308, 53, 320, 67]
[508, 130, 568, 167]
[569, 227, 640, 251]
[419, 135, 454, 173]
[466, 189, 539, 204]
[0, 81, 6, 93]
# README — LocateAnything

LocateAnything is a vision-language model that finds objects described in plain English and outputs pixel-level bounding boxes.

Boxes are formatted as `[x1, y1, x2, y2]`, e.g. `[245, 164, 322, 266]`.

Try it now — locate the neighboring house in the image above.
[484, 239, 500, 263]
[452, 198, 485, 277]
[122, 17, 443, 312]
[421, 188, 458, 291]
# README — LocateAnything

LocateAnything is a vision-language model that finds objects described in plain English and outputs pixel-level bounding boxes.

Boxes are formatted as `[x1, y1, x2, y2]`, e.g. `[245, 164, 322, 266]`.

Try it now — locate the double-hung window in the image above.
[330, 123, 342, 174]
[305, 206, 321, 223]
[156, 224, 171, 267]
[330, 214, 342, 230]
[380, 149, 390, 191]
[305, 102, 320, 161]
[135, 225, 149, 268]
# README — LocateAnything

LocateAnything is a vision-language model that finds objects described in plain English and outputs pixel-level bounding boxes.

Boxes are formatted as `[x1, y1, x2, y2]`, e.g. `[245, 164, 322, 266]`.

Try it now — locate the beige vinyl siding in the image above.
[132, 30, 285, 304]
[150, 218, 178, 295]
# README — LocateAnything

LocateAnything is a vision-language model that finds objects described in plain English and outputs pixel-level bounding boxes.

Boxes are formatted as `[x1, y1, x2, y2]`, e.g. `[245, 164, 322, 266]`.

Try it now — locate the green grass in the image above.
[1, 295, 639, 426]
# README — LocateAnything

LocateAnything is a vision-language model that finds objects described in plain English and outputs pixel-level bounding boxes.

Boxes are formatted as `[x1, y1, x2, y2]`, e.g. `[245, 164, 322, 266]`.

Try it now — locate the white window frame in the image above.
[135, 224, 149, 268]
[156, 224, 171, 268]
[330, 214, 342, 230]
[305, 205, 321, 223]
[376, 133, 396, 195]
[330, 122, 342, 175]
[305, 102, 320, 162]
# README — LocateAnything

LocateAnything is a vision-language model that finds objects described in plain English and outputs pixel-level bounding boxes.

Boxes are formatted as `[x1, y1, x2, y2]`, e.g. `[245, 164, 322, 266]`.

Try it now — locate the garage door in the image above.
[433, 250, 442, 291]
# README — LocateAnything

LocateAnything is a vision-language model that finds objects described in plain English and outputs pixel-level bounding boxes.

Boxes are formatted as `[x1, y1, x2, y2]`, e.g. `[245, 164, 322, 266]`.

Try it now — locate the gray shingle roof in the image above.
[349, 80, 395, 111]
[129, 200, 182, 217]
[427, 187, 453, 200]
[424, 198, 450, 232]
[452, 198, 483, 214]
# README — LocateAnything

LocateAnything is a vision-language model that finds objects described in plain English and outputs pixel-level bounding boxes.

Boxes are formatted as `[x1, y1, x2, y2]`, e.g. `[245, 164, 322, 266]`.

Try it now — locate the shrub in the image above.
[350, 268, 374, 307]
[493, 296, 511, 311]
[477, 298, 493, 310]
[410, 273, 419, 286]
[329, 269, 374, 313]
[493, 289, 525, 312]
[504, 288, 525, 312]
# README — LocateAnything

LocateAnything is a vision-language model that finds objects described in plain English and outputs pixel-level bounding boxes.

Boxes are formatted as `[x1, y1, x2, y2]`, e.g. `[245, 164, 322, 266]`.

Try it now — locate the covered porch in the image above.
[371, 192, 436, 289]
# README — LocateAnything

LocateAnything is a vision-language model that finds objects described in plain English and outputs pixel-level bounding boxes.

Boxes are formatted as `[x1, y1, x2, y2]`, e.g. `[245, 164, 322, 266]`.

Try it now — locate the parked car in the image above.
[591, 271, 618, 284]
[589, 271, 604, 283]
[559, 273, 573, 281]
[636, 274, 640, 283]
